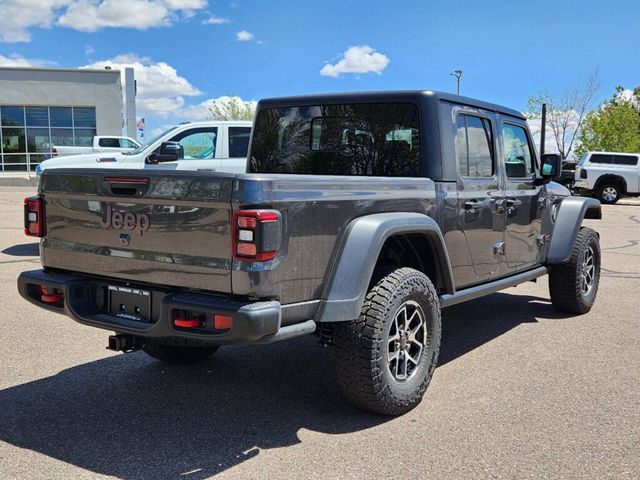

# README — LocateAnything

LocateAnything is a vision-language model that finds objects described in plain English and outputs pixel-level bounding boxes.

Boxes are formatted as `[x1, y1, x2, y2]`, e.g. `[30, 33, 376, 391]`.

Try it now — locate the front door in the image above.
[144, 127, 220, 171]
[454, 111, 505, 286]
[499, 120, 543, 270]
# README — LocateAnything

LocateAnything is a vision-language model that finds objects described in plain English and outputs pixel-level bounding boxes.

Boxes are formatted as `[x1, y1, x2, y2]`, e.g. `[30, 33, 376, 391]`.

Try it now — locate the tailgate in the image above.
[39, 169, 234, 293]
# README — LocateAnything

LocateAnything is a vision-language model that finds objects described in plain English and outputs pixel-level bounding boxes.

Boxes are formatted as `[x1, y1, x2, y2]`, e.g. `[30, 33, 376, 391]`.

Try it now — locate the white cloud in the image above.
[320, 45, 389, 78]
[179, 95, 257, 121]
[0, 0, 207, 42]
[203, 15, 229, 25]
[0, 52, 56, 67]
[82, 53, 202, 118]
[0, 53, 36, 67]
[236, 30, 254, 41]
[0, 0, 72, 43]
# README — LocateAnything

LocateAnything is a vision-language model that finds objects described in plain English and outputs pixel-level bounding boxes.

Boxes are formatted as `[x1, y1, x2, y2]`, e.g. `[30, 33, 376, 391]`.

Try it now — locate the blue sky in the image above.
[0, 0, 638, 135]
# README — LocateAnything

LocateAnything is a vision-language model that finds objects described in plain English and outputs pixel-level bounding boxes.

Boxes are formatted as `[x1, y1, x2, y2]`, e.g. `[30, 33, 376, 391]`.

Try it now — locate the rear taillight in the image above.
[232, 210, 281, 261]
[580, 169, 588, 179]
[24, 195, 45, 237]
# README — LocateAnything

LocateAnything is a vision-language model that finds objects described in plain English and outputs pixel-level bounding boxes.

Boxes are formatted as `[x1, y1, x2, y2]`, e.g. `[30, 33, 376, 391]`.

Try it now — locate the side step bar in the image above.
[438, 266, 548, 308]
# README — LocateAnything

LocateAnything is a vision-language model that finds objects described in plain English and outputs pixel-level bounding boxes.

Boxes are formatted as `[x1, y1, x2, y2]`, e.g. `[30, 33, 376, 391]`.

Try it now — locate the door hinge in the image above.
[493, 242, 505, 256]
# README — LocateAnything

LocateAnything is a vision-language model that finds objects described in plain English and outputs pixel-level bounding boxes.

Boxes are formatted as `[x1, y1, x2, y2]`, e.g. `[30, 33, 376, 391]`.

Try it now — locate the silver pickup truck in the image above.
[19, 91, 602, 415]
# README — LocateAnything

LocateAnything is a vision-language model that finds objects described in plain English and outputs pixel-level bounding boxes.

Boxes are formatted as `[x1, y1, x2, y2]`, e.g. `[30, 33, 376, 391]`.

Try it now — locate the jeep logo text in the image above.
[100, 205, 150, 236]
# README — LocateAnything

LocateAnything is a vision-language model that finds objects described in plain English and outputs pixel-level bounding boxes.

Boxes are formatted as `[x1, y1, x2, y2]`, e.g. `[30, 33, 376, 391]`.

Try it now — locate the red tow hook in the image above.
[38, 286, 64, 303]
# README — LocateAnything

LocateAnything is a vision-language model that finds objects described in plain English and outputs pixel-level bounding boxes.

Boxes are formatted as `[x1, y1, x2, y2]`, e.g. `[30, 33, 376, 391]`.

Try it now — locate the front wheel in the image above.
[333, 268, 441, 415]
[549, 227, 601, 314]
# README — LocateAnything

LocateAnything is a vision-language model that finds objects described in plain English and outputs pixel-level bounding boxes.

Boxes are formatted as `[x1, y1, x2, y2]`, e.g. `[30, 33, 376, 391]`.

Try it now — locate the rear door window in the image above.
[228, 127, 251, 158]
[455, 114, 494, 177]
[98, 137, 119, 148]
[589, 154, 612, 164]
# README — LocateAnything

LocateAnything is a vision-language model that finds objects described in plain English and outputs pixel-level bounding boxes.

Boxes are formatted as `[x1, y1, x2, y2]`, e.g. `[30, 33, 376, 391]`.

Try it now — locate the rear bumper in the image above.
[18, 269, 285, 345]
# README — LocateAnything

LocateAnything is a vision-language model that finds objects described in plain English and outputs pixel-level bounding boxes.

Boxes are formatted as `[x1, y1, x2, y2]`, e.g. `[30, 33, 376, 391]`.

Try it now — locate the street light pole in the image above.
[450, 70, 462, 95]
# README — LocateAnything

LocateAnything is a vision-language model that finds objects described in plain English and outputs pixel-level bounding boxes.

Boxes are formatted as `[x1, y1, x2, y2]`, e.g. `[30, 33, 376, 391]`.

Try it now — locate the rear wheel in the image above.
[333, 267, 441, 416]
[595, 182, 622, 204]
[142, 343, 219, 364]
[549, 227, 601, 314]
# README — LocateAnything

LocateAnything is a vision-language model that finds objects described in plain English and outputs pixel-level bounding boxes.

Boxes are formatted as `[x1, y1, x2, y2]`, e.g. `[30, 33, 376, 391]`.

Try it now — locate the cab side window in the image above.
[502, 123, 535, 178]
[228, 127, 251, 158]
[169, 128, 218, 160]
[99, 137, 119, 148]
[455, 114, 493, 177]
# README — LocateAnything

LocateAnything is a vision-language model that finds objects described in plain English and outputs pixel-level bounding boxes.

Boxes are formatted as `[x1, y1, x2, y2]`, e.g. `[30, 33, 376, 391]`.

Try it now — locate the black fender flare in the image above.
[315, 212, 454, 322]
[547, 197, 601, 264]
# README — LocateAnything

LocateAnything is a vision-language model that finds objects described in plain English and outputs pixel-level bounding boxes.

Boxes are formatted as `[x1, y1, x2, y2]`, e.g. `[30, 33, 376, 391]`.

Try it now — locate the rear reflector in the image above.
[214, 314, 232, 330]
[24, 195, 45, 237]
[174, 319, 202, 328]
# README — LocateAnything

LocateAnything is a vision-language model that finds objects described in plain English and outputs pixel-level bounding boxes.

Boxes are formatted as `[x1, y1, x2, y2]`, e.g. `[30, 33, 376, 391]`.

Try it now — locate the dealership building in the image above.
[0, 66, 133, 172]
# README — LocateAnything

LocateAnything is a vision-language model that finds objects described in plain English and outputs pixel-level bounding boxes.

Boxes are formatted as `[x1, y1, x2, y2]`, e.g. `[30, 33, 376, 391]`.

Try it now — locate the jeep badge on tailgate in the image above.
[100, 205, 150, 236]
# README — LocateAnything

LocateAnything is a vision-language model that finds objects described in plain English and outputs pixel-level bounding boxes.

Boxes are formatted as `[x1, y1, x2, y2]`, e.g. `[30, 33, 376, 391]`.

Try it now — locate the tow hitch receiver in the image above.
[107, 334, 142, 352]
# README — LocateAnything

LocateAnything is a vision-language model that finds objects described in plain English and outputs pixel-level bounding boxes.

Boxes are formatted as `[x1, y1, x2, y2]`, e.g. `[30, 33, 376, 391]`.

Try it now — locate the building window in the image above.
[0, 105, 97, 171]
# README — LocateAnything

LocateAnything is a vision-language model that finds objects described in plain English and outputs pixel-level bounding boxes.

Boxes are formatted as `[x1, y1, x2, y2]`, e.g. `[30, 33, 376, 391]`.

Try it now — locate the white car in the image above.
[37, 121, 252, 175]
[52, 135, 141, 157]
[574, 151, 640, 204]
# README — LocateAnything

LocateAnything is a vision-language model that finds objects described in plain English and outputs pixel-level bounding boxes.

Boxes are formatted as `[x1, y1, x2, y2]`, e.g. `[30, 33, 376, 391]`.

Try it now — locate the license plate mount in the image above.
[108, 285, 151, 322]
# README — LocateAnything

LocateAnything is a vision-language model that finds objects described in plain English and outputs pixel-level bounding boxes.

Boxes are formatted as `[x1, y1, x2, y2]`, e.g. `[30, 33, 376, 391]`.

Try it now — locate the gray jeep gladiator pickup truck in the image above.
[18, 91, 602, 415]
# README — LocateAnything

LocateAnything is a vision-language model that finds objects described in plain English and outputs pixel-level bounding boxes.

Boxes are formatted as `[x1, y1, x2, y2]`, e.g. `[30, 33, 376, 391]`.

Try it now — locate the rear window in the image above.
[613, 154, 638, 166]
[249, 103, 420, 176]
[589, 154, 639, 165]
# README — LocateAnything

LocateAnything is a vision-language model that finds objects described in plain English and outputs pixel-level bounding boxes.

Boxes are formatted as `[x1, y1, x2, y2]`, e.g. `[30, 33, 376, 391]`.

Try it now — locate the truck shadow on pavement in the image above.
[0, 292, 568, 479]
[1, 242, 39, 257]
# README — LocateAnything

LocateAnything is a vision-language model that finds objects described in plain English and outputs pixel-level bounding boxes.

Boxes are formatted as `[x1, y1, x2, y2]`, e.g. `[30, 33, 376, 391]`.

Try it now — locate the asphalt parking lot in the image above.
[0, 186, 638, 480]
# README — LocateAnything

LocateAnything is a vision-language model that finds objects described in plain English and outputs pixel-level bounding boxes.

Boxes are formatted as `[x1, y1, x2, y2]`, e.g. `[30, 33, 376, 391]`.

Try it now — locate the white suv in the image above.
[574, 151, 639, 204]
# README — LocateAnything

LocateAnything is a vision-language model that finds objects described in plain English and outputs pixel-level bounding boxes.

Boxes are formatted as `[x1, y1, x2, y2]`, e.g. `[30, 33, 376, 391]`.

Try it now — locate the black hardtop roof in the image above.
[257, 90, 525, 120]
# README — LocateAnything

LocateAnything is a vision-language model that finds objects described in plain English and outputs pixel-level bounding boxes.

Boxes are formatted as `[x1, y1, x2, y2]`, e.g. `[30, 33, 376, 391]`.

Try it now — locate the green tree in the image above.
[208, 96, 256, 121]
[575, 98, 640, 157]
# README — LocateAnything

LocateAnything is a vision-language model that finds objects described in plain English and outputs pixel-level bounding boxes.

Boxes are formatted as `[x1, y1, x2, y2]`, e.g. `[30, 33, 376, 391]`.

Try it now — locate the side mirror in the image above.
[148, 142, 183, 164]
[540, 153, 562, 183]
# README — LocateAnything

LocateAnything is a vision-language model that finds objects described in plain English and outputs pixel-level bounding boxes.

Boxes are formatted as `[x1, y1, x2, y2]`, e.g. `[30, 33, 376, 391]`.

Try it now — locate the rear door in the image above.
[498, 119, 543, 270]
[454, 108, 505, 285]
[220, 125, 251, 173]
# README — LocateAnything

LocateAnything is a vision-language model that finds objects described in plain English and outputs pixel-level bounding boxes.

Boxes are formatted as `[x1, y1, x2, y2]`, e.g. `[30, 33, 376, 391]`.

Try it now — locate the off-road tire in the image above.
[333, 267, 441, 416]
[549, 227, 601, 314]
[595, 182, 622, 204]
[142, 343, 219, 364]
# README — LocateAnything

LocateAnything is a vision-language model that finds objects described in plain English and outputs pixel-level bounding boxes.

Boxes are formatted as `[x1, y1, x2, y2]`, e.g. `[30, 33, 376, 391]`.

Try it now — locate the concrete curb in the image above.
[0, 175, 39, 187]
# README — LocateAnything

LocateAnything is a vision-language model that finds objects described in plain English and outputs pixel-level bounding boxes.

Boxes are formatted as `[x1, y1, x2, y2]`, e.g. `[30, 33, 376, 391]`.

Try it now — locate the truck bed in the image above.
[38, 169, 438, 304]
